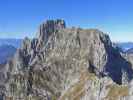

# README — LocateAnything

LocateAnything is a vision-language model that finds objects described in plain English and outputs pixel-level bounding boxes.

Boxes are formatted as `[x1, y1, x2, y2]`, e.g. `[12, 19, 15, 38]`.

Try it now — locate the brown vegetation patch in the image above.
[106, 85, 129, 100]
[60, 69, 96, 100]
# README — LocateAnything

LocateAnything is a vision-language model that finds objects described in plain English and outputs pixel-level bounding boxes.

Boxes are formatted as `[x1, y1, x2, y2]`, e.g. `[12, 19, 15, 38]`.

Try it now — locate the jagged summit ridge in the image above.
[38, 19, 66, 42]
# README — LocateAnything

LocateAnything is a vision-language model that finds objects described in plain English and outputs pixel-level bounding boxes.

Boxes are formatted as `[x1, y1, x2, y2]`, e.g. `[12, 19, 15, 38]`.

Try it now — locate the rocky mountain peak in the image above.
[1, 19, 133, 100]
[38, 19, 66, 42]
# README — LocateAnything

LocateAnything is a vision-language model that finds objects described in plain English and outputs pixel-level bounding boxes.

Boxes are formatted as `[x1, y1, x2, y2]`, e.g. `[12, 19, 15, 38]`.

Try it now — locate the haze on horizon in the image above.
[0, 0, 133, 42]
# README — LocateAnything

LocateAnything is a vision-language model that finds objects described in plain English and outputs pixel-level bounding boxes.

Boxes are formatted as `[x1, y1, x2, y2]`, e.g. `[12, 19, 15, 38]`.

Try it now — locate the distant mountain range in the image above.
[126, 48, 133, 54]
[0, 39, 22, 64]
[115, 42, 133, 52]
[0, 44, 17, 64]
[0, 38, 22, 48]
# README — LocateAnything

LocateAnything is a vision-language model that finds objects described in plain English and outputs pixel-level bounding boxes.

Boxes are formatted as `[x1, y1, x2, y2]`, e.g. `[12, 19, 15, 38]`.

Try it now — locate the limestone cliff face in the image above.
[3, 19, 133, 100]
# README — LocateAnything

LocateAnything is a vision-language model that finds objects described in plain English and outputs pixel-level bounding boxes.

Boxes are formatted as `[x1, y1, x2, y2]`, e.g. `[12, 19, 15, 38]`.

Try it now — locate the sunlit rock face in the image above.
[2, 19, 133, 100]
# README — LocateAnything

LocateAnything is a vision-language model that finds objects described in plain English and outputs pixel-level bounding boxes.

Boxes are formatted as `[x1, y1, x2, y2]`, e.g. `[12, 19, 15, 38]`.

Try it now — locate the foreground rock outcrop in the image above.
[1, 19, 133, 100]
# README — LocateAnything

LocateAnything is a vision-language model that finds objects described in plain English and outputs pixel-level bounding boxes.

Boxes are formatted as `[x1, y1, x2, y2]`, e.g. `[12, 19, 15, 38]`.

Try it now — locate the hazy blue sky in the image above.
[0, 0, 133, 42]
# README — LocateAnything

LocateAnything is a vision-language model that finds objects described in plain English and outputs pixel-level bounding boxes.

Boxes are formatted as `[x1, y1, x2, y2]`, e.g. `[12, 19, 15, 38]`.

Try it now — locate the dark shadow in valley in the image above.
[101, 36, 133, 84]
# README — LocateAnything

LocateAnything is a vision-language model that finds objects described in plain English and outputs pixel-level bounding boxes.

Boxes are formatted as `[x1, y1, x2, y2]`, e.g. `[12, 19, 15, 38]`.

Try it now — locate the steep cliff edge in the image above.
[2, 19, 133, 100]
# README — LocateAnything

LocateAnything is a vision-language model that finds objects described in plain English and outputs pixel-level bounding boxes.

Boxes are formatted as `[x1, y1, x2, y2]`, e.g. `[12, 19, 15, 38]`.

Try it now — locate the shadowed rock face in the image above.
[2, 19, 133, 99]
[103, 39, 133, 84]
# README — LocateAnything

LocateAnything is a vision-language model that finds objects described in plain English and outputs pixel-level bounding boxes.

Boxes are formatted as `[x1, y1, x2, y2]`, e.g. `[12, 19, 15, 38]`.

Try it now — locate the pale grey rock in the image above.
[80, 77, 114, 100]
[1, 19, 133, 100]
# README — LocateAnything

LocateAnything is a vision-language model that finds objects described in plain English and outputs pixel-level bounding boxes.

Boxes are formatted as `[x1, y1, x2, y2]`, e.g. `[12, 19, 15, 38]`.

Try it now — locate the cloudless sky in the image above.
[0, 0, 133, 42]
